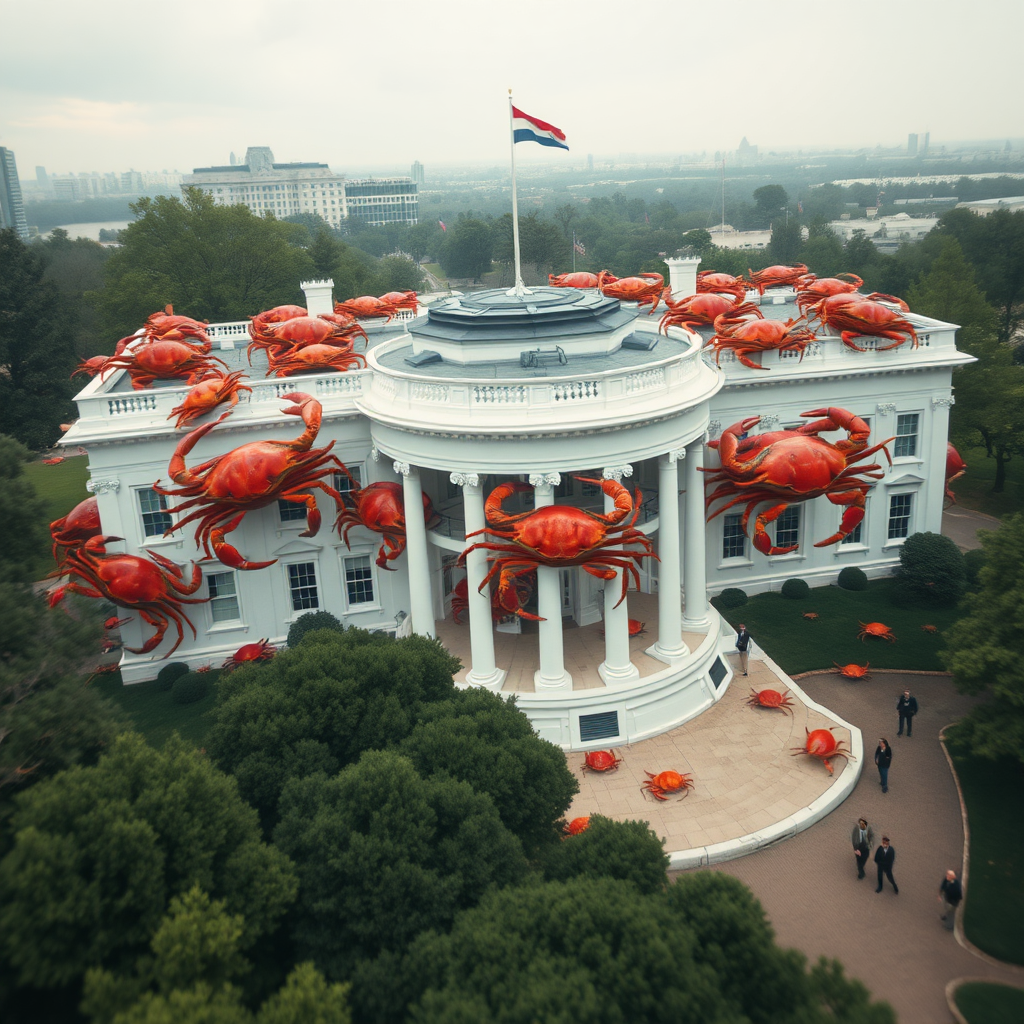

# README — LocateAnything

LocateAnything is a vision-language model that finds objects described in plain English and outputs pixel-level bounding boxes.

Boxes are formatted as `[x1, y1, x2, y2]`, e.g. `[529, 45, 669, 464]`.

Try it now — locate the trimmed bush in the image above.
[287, 610, 344, 648]
[896, 531, 967, 606]
[964, 548, 986, 591]
[780, 578, 809, 600]
[837, 566, 868, 591]
[156, 662, 190, 692]
[172, 671, 210, 705]
[717, 588, 747, 609]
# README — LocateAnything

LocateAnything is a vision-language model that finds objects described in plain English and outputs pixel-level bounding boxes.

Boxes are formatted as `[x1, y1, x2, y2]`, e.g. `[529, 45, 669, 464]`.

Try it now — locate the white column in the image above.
[300, 279, 335, 316]
[665, 255, 702, 299]
[395, 461, 435, 639]
[453, 472, 505, 690]
[531, 473, 571, 691]
[599, 465, 639, 685]
[649, 451, 688, 663]
[681, 436, 711, 630]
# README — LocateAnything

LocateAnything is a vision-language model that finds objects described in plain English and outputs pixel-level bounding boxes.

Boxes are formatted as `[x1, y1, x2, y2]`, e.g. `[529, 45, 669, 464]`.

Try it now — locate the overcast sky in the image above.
[2, 0, 1020, 177]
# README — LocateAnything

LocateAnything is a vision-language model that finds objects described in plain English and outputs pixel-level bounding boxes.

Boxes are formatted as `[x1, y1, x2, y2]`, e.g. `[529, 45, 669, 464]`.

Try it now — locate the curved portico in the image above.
[356, 286, 729, 747]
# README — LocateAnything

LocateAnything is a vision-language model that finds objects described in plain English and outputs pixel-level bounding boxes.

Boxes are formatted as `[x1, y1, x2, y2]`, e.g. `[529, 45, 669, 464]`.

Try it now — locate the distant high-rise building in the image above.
[35, 165, 49, 186]
[908, 133, 919, 157]
[230, 152, 237, 166]
[0, 148, 29, 240]
[923, 132, 930, 156]
[121, 170, 144, 193]
[411, 160, 425, 185]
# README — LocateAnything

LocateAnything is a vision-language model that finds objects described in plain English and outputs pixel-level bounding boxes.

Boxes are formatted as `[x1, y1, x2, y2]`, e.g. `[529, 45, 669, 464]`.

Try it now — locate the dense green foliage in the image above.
[943, 515, 1024, 764]
[837, 566, 868, 591]
[780, 578, 810, 600]
[717, 587, 747, 609]
[172, 671, 210, 705]
[895, 531, 967, 606]
[0, 436, 49, 583]
[285, 610, 343, 648]
[954, 982, 1024, 1024]
[0, 231, 80, 449]
[156, 662, 190, 691]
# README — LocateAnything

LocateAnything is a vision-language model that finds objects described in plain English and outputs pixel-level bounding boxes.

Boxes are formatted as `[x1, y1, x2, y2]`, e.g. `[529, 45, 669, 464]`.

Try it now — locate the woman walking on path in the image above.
[874, 738, 892, 793]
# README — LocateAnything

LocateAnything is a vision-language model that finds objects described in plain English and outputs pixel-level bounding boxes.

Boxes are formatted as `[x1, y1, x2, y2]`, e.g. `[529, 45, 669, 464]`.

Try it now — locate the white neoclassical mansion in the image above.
[63, 261, 970, 749]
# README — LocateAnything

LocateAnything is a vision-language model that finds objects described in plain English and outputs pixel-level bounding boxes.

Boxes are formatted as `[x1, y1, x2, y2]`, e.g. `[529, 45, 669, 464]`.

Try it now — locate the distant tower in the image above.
[35, 165, 49, 186]
[908, 133, 919, 157]
[0, 148, 30, 240]
[922, 132, 930, 156]
[587, 153, 594, 172]
[245, 147, 275, 173]
[230, 152, 237, 166]
[411, 160, 425, 185]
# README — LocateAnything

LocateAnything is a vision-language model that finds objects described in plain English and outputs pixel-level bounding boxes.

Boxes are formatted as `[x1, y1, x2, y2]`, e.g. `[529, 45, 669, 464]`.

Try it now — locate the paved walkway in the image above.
[696, 671, 1024, 1024]
[942, 506, 1001, 551]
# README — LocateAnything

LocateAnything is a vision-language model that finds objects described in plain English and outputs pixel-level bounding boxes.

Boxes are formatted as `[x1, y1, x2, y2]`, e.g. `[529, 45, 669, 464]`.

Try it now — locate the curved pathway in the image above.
[697, 671, 1024, 1024]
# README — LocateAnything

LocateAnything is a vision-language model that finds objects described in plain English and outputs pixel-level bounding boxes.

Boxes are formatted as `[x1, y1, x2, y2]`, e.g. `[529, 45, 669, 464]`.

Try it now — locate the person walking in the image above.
[897, 689, 919, 737]
[735, 624, 751, 676]
[874, 738, 892, 793]
[851, 818, 874, 879]
[939, 869, 963, 930]
[874, 836, 898, 894]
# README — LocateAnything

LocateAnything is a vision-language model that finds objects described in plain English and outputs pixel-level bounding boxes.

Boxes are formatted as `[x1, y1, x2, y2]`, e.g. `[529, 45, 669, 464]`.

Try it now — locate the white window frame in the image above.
[771, 505, 801, 555]
[136, 486, 174, 545]
[284, 559, 320, 617]
[886, 493, 914, 543]
[721, 512, 749, 563]
[277, 498, 308, 525]
[205, 570, 244, 631]
[893, 413, 921, 461]
[342, 550, 379, 611]
[334, 463, 364, 501]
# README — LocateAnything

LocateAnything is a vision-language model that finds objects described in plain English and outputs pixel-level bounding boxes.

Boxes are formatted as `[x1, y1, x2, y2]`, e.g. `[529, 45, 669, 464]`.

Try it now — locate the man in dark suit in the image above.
[851, 818, 874, 879]
[875, 836, 898, 894]
[896, 689, 919, 737]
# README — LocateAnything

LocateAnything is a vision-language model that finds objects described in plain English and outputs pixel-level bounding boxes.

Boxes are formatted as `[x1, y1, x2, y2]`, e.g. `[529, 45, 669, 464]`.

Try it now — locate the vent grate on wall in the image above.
[579, 710, 620, 743]
[709, 657, 728, 690]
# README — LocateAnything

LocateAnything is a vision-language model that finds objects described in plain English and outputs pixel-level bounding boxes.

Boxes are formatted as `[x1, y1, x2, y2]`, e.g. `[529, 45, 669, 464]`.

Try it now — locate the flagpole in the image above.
[572, 232, 576, 273]
[507, 89, 527, 298]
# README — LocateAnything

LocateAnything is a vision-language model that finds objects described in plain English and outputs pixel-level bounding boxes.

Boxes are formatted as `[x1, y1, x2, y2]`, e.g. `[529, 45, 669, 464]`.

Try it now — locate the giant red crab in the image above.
[794, 273, 863, 314]
[600, 273, 666, 311]
[99, 339, 228, 390]
[659, 292, 745, 333]
[334, 476, 441, 570]
[747, 264, 811, 295]
[703, 408, 894, 555]
[459, 478, 657, 621]
[155, 393, 346, 570]
[581, 750, 621, 773]
[267, 342, 367, 377]
[858, 622, 896, 643]
[450, 572, 534, 623]
[707, 303, 818, 370]
[249, 304, 308, 337]
[248, 315, 367, 366]
[945, 443, 967, 506]
[833, 661, 871, 680]
[548, 271, 616, 289]
[640, 770, 694, 801]
[50, 495, 102, 566]
[168, 371, 252, 429]
[790, 727, 854, 775]
[745, 688, 795, 713]
[333, 291, 418, 321]
[222, 639, 277, 671]
[49, 535, 207, 657]
[808, 294, 918, 352]
[144, 305, 212, 345]
[697, 270, 749, 302]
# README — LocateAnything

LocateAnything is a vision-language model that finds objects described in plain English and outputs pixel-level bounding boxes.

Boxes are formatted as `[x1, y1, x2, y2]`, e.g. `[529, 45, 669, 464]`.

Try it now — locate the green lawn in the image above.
[949, 444, 1024, 519]
[954, 982, 1024, 1024]
[714, 578, 961, 675]
[92, 669, 220, 750]
[945, 730, 1024, 965]
[25, 455, 91, 579]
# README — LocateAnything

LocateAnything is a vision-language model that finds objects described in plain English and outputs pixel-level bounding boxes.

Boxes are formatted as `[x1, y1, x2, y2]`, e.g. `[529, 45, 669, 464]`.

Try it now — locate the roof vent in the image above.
[621, 333, 659, 352]
[404, 350, 442, 367]
[520, 346, 567, 368]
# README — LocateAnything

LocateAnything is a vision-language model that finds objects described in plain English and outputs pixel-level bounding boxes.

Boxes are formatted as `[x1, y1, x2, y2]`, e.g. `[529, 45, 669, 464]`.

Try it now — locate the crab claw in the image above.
[210, 528, 276, 571]
[48, 585, 68, 608]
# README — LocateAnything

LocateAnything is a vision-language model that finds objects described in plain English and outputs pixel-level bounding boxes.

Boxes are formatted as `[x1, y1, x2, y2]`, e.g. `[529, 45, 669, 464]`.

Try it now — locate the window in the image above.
[723, 513, 746, 559]
[334, 464, 362, 499]
[207, 571, 240, 623]
[774, 506, 800, 551]
[580, 477, 601, 498]
[441, 554, 457, 598]
[288, 562, 319, 611]
[344, 555, 374, 605]
[894, 414, 919, 458]
[888, 494, 913, 540]
[278, 499, 307, 523]
[138, 488, 172, 537]
[554, 477, 574, 499]
[841, 520, 864, 545]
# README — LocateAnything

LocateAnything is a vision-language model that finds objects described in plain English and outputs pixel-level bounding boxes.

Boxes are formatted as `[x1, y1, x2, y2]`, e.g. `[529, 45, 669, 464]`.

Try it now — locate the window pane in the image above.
[345, 555, 374, 605]
[334, 465, 362, 497]
[138, 488, 173, 538]
[723, 514, 746, 559]
[841, 521, 864, 544]
[894, 414, 919, 458]
[278, 499, 307, 522]
[288, 562, 319, 610]
[775, 506, 800, 550]
[887, 494, 912, 539]
[207, 571, 240, 622]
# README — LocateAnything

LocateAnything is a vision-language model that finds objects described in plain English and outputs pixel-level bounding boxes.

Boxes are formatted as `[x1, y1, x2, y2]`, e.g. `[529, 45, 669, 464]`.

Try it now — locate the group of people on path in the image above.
[853, 687, 962, 929]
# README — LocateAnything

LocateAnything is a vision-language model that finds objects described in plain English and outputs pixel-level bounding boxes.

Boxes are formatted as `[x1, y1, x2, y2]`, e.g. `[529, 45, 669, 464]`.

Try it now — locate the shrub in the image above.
[172, 671, 210, 705]
[780, 578, 809, 600]
[896, 531, 967, 606]
[717, 588, 747, 609]
[156, 662, 190, 692]
[837, 566, 868, 591]
[964, 548, 986, 590]
[287, 610, 344, 648]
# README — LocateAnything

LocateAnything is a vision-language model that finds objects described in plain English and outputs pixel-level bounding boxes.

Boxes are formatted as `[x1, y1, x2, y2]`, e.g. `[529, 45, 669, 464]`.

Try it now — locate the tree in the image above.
[0, 733, 296, 995]
[800, 219, 845, 279]
[0, 436, 48, 583]
[273, 751, 528, 979]
[437, 217, 492, 281]
[0, 230, 80, 449]
[397, 686, 578, 855]
[553, 203, 578, 239]
[92, 189, 315, 341]
[894, 532, 967, 606]
[942, 514, 1024, 765]
[680, 228, 714, 258]
[207, 629, 462, 828]
[769, 219, 803, 264]
[754, 184, 789, 226]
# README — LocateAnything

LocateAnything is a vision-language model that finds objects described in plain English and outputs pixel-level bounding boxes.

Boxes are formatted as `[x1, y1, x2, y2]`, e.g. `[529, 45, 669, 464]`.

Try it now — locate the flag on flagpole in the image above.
[438, 220, 446, 232]
[573, 235, 586, 257]
[511, 106, 568, 150]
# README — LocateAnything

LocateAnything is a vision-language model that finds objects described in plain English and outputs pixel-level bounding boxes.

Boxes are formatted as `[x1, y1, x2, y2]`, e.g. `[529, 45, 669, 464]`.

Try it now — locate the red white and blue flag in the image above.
[512, 106, 568, 150]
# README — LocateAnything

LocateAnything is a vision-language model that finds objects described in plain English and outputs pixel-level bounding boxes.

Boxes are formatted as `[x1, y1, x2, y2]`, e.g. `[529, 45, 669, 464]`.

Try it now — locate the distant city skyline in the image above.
[2, 1, 1021, 174]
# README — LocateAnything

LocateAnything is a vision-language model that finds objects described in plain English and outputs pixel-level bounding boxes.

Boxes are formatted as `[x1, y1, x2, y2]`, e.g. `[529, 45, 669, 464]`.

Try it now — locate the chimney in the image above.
[666, 256, 702, 299]
[301, 279, 335, 317]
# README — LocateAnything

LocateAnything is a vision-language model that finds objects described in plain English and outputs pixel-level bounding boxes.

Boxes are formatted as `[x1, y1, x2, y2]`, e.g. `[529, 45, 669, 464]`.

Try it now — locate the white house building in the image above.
[61, 262, 970, 749]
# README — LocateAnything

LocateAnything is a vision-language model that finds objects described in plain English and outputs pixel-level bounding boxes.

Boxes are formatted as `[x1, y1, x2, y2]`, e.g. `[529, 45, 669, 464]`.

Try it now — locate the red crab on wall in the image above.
[459, 478, 657, 621]
[155, 393, 346, 570]
[703, 408, 894, 555]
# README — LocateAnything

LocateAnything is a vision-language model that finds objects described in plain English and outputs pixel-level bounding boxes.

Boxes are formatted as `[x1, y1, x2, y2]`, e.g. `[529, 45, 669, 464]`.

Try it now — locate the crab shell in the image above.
[858, 621, 896, 643]
[640, 769, 694, 801]
[223, 638, 276, 670]
[50, 496, 102, 565]
[833, 661, 871, 679]
[564, 816, 591, 836]
[745, 688, 795, 713]
[790, 727, 855, 775]
[581, 750, 622, 773]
